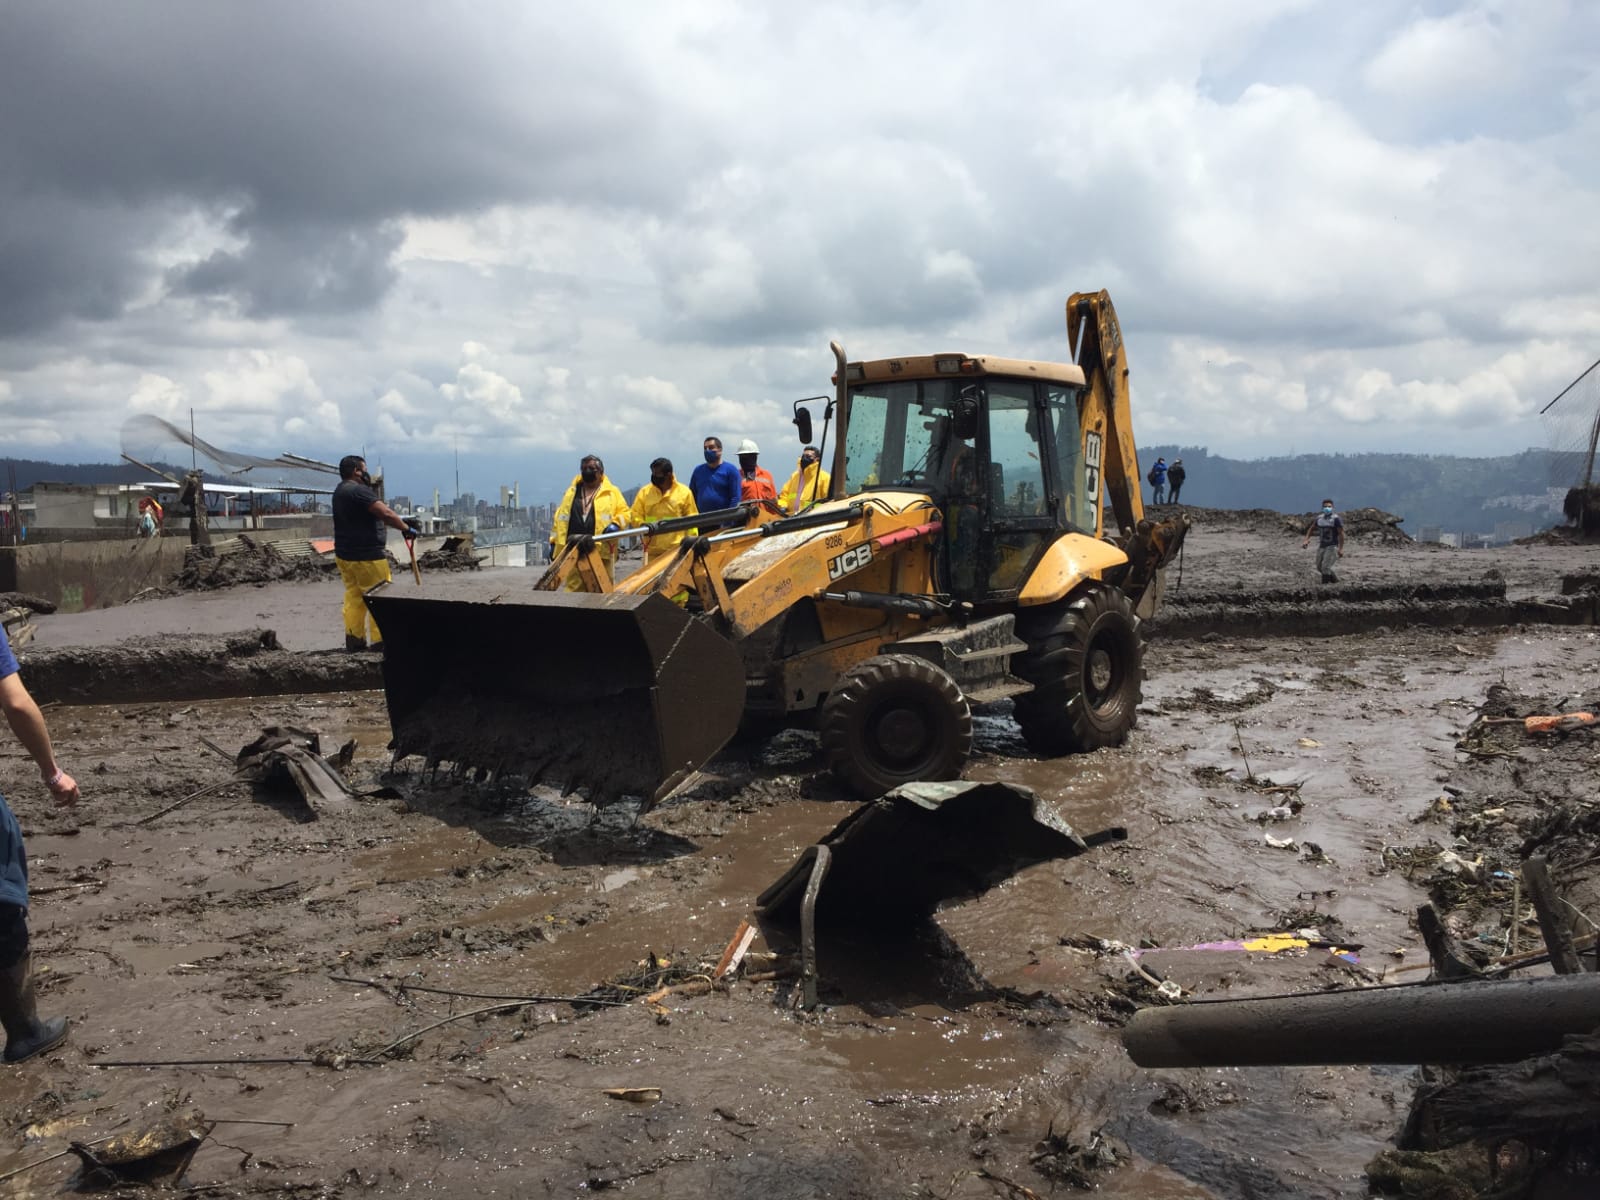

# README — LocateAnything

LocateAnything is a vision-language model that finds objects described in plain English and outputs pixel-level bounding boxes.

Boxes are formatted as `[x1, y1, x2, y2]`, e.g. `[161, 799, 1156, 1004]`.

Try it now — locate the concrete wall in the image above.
[0, 537, 185, 611]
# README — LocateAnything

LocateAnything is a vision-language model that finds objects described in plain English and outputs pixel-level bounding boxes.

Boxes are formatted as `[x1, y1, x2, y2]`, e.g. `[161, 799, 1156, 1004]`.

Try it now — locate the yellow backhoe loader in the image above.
[367, 290, 1188, 804]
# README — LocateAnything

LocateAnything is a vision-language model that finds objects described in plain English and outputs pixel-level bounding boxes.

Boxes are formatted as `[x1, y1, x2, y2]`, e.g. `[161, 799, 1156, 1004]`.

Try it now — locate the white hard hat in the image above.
[737, 438, 760, 454]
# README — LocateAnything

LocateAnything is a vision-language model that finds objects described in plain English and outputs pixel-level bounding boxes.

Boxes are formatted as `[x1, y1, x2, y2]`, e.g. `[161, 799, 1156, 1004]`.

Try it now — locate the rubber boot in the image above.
[0, 952, 69, 1063]
[345, 634, 367, 653]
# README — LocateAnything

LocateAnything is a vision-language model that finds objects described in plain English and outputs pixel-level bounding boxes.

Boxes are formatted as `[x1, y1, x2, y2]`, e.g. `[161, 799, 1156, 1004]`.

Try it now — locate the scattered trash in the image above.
[713, 920, 756, 981]
[235, 726, 357, 818]
[1297, 738, 1322, 748]
[69, 1110, 210, 1187]
[1523, 711, 1595, 734]
[758, 781, 1124, 930]
[1250, 804, 1300, 823]
[1264, 832, 1298, 850]
[1434, 849, 1483, 883]
[417, 535, 487, 571]
[603, 1087, 662, 1104]
[756, 780, 1126, 1009]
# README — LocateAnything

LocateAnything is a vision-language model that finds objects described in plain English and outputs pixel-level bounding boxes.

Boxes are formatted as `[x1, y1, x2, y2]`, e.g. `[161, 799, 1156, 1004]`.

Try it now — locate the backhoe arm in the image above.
[1067, 290, 1143, 539]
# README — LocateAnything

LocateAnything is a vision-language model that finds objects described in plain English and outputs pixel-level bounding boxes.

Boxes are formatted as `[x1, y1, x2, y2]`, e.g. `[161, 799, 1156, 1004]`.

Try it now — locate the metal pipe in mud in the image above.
[1122, 974, 1600, 1067]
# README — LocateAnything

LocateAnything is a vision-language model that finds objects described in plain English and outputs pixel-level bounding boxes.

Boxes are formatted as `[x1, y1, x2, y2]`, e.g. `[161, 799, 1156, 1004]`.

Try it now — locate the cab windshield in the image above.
[842, 380, 962, 494]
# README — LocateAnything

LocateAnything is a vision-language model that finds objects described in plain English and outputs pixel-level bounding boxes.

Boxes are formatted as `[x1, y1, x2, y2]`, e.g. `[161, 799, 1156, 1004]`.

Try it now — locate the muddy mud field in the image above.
[3, 518, 1598, 1197]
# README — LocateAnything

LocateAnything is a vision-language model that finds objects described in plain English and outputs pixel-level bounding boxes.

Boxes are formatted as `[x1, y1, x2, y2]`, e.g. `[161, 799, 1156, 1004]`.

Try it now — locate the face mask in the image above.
[1322, 506, 1333, 514]
[582, 468, 601, 484]
[651, 475, 668, 489]
[704, 448, 719, 463]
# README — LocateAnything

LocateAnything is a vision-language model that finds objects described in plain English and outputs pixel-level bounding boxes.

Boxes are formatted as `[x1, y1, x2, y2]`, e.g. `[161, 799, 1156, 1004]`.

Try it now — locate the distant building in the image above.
[1439, 532, 1463, 548]
[1418, 525, 1442, 543]
[1493, 520, 1533, 543]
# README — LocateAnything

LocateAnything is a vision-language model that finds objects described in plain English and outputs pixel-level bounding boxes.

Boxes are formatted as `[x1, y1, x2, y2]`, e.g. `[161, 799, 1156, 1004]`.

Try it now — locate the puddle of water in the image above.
[351, 824, 490, 882]
[596, 867, 640, 893]
[121, 940, 234, 974]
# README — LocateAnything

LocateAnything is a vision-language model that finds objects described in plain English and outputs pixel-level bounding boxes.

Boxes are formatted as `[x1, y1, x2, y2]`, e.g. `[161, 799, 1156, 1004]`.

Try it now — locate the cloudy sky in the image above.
[2, 0, 1597, 502]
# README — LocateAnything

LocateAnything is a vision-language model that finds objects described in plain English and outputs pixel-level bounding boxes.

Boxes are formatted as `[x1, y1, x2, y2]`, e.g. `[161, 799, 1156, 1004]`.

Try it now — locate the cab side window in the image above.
[985, 381, 1047, 518]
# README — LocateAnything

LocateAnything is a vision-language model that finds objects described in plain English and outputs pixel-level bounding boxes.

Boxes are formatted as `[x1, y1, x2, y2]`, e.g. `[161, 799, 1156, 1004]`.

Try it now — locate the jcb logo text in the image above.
[827, 544, 872, 580]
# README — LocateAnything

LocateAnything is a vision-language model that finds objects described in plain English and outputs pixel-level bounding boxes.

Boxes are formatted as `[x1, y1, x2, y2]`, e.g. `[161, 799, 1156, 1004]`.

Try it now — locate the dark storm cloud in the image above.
[169, 219, 404, 318]
[0, 2, 697, 334]
[0, 193, 165, 335]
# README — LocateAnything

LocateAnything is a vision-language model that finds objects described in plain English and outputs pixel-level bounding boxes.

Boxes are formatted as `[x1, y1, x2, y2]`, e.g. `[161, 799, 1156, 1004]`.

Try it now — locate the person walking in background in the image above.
[630, 458, 697, 562]
[551, 454, 630, 591]
[1147, 457, 1168, 506]
[136, 496, 161, 538]
[735, 440, 778, 508]
[689, 437, 741, 514]
[1167, 459, 1186, 504]
[0, 622, 80, 1063]
[334, 455, 419, 651]
[1301, 498, 1346, 584]
[779, 445, 831, 514]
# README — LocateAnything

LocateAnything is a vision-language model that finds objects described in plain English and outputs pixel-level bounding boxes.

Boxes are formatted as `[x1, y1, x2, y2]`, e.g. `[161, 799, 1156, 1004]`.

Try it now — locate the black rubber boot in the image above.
[345, 634, 368, 653]
[0, 952, 69, 1063]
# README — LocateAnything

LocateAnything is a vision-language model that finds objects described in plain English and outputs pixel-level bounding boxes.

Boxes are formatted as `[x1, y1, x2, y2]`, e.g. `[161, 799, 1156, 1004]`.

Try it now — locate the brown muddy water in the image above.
[4, 616, 1598, 1197]
[4, 527, 1597, 1195]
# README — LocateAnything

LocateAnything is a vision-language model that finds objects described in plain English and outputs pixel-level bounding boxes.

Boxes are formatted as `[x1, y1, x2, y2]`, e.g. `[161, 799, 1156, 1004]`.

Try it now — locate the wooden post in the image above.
[1522, 856, 1583, 975]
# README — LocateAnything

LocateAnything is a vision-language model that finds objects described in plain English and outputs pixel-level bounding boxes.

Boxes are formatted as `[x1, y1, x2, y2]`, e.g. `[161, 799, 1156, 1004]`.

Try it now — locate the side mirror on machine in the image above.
[953, 385, 981, 441]
[793, 405, 813, 444]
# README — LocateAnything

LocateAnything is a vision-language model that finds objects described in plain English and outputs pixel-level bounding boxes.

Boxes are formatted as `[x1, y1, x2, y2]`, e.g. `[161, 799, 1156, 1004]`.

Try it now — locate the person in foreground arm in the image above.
[0, 625, 78, 1063]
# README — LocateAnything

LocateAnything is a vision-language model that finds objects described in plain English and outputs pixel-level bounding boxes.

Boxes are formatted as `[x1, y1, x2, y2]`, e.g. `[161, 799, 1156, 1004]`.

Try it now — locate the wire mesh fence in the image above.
[1540, 357, 1600, 491]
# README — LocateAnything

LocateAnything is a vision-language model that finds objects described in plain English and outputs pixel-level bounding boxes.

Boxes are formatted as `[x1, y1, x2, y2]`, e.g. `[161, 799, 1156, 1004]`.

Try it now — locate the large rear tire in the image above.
[818, 653, 972, 799]
[1012, 587, 1143, 756]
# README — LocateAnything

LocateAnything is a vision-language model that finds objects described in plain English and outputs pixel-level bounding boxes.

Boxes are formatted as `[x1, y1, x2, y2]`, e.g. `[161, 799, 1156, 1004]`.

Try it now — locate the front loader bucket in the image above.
[365, 577, 746, 808]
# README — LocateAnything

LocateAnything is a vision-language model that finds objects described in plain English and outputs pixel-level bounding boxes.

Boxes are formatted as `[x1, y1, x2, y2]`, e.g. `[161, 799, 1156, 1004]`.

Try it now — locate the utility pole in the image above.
[454, 437, 460, 505]
[190, 408, 197, 471]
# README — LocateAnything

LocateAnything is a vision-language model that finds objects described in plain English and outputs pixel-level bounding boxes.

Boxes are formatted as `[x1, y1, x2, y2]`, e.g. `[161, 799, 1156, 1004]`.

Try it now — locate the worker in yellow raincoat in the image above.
[551, 454, 630, 591]
[779, 445, 831, 514]
[630, 458, 697, 562]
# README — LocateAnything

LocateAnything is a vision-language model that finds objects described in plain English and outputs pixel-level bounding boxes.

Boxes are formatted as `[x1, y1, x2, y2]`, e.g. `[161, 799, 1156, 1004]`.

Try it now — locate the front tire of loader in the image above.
[818, 654, 972, 799]
[1013, 586, 1144, 756]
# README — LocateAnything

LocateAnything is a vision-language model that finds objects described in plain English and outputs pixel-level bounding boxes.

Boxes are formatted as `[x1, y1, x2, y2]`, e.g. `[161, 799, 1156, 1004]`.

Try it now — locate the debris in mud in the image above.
[757, 781, 1123, 929]
[162, 534, 338, 594]
[1029, 1123, 1130, 1189]
[236, 725, 357, 818]
[416, 535, 486, 571]
[69, 1109, 209, 1188]
[602, 1087, 662, 1104]
[1178, 503, 1412, 544]
[20, 629, 381, 705]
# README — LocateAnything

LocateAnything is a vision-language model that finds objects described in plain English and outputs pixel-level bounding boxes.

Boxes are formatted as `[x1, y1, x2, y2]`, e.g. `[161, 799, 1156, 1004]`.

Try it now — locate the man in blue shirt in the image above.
[1147, 457, 1168, 505]
[689, 437, 742, 515]
[0, 623, 79, 1062]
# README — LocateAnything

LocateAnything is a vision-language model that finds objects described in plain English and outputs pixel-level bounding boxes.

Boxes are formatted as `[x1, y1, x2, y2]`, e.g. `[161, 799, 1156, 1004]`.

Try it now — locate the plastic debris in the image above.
[1523, 711, 1595, 734]
[603, 1088, 662, 1103]
[1264, 832, 1298, 850]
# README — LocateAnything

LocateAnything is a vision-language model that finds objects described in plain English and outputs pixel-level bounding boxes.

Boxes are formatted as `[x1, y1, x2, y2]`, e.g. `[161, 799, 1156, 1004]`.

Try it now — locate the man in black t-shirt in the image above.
[333, 456, 418, 651]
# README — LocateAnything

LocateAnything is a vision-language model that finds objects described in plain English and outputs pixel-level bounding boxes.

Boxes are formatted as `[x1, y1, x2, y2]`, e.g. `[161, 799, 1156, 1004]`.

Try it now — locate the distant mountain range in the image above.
[2, 448, 1577, 536]
[1141, 446, 1573, 534]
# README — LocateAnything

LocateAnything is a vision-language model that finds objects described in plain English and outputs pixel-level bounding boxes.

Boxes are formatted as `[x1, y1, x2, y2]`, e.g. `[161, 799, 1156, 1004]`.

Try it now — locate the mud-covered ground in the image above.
[2, 517, 1598, 1197]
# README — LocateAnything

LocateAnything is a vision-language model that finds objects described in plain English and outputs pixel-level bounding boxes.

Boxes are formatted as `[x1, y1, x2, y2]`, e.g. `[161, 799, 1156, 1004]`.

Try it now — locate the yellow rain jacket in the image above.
[630, 480, 697, 559]
[552, 475, 631, 581]
[779, 461, 831, 514]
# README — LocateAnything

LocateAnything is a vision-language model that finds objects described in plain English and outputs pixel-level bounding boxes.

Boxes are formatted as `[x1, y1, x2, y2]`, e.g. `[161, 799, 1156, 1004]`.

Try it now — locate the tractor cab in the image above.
[837, 355, 1093, 601]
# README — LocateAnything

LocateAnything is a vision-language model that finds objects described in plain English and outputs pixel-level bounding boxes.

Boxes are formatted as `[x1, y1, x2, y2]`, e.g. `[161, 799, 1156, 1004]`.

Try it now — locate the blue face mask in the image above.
[704, 448, 719, 464]
[1322, 507, 1334, 515]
